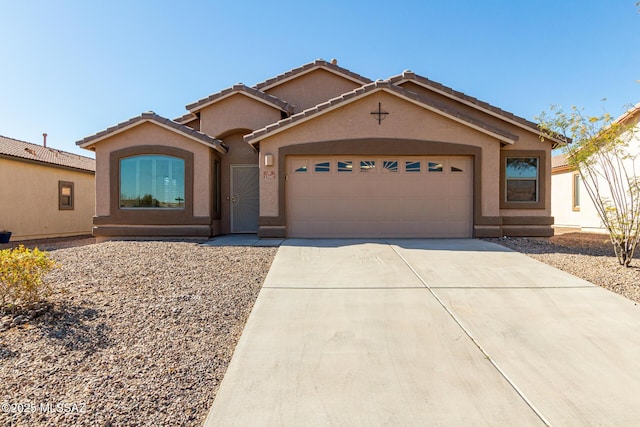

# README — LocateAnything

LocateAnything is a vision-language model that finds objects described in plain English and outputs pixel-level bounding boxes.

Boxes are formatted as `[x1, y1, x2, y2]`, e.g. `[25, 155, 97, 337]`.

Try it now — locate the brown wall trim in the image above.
[93, 215, 211, 226]
[500, 225, 554, 237]
[108, 145, 199, 226]
[274, 139, 484, 231]
[475, 216, 503, 226]
[94, 225, 210, 237]
[500, 150, 547, 210]
[501, 216, 554, 226]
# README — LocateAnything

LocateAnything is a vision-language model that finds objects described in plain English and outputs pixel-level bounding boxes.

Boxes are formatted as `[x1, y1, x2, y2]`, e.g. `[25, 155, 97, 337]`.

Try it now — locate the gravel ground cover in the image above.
[485, 232, 640, 303]
[1, 240, 277, 426]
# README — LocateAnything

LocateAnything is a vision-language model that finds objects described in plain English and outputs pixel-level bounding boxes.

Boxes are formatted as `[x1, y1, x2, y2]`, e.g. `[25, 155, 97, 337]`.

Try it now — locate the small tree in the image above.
[538, 105, 640, 266]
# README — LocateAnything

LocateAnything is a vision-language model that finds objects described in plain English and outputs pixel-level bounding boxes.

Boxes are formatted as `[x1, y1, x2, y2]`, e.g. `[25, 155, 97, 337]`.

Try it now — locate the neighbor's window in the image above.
[120, 155, 185, 208]
[59, 181, 74, 210]
[573, 172, 581, 211]
[505, 157, 538, 202]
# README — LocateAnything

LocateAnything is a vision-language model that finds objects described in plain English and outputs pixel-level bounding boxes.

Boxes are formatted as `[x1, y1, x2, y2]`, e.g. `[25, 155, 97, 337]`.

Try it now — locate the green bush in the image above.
[0, 245, 58, 311]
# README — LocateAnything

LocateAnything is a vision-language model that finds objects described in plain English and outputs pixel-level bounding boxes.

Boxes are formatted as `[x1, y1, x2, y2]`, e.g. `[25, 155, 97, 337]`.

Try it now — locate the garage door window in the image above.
[428, 162, 444, 172]
[383, 160, 398, 172]
[405, 161, 421, 172]
[338, 161, 353, 172]
[360, 160, 376, 172]
[505, 157, 538, 202]
[314, 161, 330, 172]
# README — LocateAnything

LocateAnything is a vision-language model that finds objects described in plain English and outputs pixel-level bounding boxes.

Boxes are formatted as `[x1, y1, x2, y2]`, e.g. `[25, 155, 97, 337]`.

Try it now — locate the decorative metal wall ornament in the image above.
[370, 102, 389, 124]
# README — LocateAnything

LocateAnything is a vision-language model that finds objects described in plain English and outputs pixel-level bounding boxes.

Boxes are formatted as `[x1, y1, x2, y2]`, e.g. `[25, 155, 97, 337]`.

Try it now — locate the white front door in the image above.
[231, 165, 259, 233]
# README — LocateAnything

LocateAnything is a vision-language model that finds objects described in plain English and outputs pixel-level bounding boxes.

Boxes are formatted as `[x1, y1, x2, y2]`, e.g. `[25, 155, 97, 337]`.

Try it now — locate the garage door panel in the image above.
[286, 156, 472, 238]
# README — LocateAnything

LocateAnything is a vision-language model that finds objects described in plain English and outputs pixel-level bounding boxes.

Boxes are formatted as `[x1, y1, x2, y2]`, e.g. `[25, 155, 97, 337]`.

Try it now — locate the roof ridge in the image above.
[76, 112, 227, 153]
[387, 71, 545, 132]
[185, 83, 295, 113]
[253, 58, 373, 91]
[245, 80, 518, 144]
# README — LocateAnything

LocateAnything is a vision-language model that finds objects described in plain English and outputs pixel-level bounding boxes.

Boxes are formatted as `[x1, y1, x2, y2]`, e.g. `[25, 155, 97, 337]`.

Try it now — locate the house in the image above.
[76, 59, 564, 241]
[551, 104, 640, 233]
[0, 135, 96, 241]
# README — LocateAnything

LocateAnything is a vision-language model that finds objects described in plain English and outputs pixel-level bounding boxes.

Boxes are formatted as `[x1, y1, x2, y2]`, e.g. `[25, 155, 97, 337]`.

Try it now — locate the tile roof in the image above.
[0, 135, 95, 172]
[185, 84, 295, 114]
[76, 112, 228, 154]
[387, 71, 568, 147]
[244, 81, 518, 145]
[551, 153, 570, 169]
[174, 112, 198, 124]
[253, 59, 373, 91]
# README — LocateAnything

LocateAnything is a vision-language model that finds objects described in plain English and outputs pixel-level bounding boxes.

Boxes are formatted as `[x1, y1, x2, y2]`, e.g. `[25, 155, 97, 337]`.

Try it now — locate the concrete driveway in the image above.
[204, 239, 640, 426]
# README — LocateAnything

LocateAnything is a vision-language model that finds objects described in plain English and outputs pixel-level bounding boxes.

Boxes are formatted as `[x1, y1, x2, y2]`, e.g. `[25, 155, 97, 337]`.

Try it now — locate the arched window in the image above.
[119, 155, 185, 209]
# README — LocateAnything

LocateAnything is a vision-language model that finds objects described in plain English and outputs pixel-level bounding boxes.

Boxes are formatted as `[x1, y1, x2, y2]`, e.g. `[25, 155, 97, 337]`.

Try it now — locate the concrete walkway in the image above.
[204, 239, 640, 426]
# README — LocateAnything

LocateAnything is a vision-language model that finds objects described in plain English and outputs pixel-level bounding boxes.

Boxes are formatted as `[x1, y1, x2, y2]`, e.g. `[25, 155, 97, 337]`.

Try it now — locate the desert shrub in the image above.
[0, 245, 59, 311]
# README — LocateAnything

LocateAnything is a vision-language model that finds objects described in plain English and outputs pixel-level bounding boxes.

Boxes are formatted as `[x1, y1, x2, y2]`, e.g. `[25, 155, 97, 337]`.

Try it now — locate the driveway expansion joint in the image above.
[388, 244, 552, 426]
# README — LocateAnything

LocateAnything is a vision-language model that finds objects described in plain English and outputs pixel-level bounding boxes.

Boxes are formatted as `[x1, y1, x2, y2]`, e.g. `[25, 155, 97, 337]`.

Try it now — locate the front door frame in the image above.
[230, 164, 259, 233]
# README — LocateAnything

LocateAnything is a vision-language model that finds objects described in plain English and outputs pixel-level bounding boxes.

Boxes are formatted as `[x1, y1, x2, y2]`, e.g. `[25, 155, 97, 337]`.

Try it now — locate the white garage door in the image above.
[286, 156, 473, 238]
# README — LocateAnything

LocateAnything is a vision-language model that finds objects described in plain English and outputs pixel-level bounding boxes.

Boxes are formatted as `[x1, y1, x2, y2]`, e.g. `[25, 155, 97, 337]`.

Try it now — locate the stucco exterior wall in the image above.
[93, 122, 213, 218]
[0, 158, 94, 240]
[198, 94, 283, 138]
[257, 91, 501, 218]
[551, 169, 581, 227]
[264, 69, 364, 113]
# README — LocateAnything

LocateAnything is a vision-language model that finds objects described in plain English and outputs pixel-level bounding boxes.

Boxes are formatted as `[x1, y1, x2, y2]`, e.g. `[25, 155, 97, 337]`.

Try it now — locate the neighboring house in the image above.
[76, 59, 564, 241]
[551, 104, 640, 233]
[0, 135, 96, 241]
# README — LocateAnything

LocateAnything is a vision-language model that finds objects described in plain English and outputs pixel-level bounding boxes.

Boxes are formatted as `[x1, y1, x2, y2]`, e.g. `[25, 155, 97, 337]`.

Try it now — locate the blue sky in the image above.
[1, 1, 638, 157]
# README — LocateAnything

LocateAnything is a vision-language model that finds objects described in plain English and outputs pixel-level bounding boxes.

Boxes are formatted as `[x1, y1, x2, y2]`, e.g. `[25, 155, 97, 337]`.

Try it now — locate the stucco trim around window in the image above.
[500, 150, 547, 210]
[107, 145, 196, 225]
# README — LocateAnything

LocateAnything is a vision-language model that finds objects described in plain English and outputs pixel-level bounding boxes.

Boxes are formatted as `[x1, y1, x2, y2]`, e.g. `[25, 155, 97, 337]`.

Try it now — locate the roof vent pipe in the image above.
[43, 133, 47, 147]
[331, 58, 337, 65]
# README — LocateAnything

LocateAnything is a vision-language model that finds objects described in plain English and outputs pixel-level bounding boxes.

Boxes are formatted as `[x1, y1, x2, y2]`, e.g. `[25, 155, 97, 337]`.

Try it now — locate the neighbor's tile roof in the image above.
[552, 153, 572, 170]
[253, 59, 373, 91]
[0, 135, 95, 172]
[76, 112, 228, 153]
[388, 71, 568, 147]
[185, 84, 295, 114]
[245, 81, 518, 144]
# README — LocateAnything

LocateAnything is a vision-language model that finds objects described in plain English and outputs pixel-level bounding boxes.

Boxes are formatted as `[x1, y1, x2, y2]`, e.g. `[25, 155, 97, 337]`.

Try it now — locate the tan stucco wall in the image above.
[551, 169, 581, 227]
[258, 91, 502, 218]
[264, 69, 364, 113]
[0, 158, 94, 240]
[198, 94, 283, 138]
[93, 122, 212, 217]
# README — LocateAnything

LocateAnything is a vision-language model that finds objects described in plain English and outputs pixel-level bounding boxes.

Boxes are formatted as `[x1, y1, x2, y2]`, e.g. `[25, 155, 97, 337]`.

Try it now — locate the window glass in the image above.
[314, 161, 330, 172]
[360, 160, 376, 172]
[505, 157, 538, 202]
[338, 161, 353, 172]
[428, 162, 443, 172]
[405, 161, 421, 172]
[573, 173, 581, 210]
[295, 166, 308, 172]
[451, 166, 463, 172]
[59, 181, 74, 210]
[383, 160, 398, 172]
[120, 155, 185, 208]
